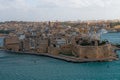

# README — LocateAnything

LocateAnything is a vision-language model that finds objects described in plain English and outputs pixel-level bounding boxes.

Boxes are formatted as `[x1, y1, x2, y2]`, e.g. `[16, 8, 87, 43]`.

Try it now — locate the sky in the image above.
[0, 0, 120, 21]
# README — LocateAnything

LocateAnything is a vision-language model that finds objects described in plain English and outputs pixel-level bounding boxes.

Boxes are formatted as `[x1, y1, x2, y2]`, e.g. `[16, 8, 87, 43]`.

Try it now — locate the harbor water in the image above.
[0, 32, 120, 80]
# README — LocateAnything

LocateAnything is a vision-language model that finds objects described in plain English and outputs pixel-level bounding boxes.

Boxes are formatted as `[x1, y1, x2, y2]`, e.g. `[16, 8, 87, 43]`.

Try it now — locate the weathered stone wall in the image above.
[37, 46, 48, 53]
[36, 39, 48, 53]
[6, 44, 20, 51]
[23, 39, 30, 51]
[60, 44, 73, 54]
[97, 44, 115, 58]
[48, 44, 73, 56]
[5, 36, 20, 51]
[72, 44, 115, 59]
[48, 47, 60, 55]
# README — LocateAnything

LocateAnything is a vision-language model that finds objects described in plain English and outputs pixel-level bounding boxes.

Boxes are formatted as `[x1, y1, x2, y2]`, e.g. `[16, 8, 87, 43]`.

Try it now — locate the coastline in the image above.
[1, 49, 119, 63]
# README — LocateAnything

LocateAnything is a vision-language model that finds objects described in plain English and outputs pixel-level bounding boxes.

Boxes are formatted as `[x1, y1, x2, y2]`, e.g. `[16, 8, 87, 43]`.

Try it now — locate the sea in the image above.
[0, 32, 120, 80]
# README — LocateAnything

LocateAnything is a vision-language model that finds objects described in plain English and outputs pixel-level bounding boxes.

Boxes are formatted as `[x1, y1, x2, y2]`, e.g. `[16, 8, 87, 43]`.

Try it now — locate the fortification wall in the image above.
[60, 44, 73, 54]
[48, 47, 60, 55]
[6, 44, 20, 52]
[5, 36, 20, 51]
[73, 44, 115, 59]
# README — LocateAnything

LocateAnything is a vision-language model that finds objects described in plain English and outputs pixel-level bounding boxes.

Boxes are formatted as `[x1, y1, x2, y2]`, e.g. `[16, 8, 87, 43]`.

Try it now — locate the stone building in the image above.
[36, 38, 49, 53]
[5, 36, 20, 52]
[72, 44, 116, 59]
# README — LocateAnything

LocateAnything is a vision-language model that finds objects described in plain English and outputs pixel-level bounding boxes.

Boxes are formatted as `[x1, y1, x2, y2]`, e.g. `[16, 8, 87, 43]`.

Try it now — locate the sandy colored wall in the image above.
[37, 46, 48, 53]
[5, 36, 20, 51]
[48, 47, 60, 55]
[73, 44, 114, 59]
[5, 37, 19, 44]
[6, 44, 20, 52]
[60, 44, 73, 54]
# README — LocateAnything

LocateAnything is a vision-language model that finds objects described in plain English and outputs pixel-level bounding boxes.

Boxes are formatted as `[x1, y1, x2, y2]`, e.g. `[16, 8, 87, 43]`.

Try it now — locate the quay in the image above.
[4, 50, 119, 63]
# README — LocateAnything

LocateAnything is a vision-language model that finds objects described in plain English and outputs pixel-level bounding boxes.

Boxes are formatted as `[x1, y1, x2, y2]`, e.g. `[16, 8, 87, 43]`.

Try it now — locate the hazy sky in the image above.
[0, 0, 120, 21]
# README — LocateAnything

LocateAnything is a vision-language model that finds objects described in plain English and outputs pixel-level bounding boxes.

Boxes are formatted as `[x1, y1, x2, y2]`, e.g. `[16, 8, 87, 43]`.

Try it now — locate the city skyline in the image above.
[0, 0, 120, 21]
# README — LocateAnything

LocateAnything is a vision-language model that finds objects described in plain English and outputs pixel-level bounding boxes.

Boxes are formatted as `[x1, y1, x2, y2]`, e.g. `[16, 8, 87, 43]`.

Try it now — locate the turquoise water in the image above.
[0, 33, 120, 80]
[101, 32, 120, 44]
[0, 37, 4, 47]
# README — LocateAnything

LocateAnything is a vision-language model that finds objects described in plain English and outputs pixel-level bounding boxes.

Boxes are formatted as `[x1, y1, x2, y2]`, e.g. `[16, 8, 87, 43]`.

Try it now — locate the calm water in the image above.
[0, 33, 120, 80]
[101, 32, 120, 44]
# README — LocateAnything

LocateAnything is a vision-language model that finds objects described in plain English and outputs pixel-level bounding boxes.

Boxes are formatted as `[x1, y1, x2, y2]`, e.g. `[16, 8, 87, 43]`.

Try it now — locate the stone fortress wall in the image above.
[72, 44, 115, 59]
[48, 43, 116, 60]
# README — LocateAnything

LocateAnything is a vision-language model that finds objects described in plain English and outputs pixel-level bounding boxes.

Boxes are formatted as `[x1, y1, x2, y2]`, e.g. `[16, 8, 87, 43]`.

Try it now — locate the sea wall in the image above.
[48, 47, 60, 55]
[72, 44, 115, 59]
[60, 44, 73, 54]
[5, 36, 20, 51]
